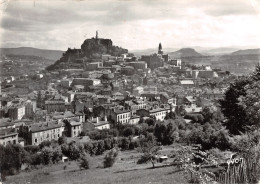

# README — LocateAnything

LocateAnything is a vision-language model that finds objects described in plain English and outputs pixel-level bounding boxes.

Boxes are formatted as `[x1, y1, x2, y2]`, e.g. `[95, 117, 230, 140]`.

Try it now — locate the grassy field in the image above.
[5, 147, 188, 184]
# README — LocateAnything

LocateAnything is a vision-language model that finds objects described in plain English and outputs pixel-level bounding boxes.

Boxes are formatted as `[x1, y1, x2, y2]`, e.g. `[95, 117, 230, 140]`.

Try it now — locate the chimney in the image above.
[96, 117, 99, 124]
[104, 115, 107, 121]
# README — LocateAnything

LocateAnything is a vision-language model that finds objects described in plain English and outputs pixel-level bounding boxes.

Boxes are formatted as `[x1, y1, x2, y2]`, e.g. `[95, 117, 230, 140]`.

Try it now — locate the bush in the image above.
[41, 147, 54, 165]
[123, 127, 135, 137]
[79, 155, 90, 170]
[103, 148, 118, 168]
[137, 153, 153, 164]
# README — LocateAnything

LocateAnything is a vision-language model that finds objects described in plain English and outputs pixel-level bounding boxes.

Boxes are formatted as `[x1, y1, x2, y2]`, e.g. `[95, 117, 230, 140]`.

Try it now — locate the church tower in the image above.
[158, 43, 163, 54]
[96, 30, 98, 39]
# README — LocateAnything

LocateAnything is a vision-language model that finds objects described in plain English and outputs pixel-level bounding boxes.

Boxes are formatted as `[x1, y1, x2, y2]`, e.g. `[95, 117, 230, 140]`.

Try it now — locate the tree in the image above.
[220, 65, 260, 134]
[103, 148, 118, 168]
[138, 134, 160, 168]
[123, 127, 135, 137]
[79, 155, 90, 170]
[202, 105, 223, 123]
[58, 136, 66, 145]
[220, 77, 250, 134]
[41, 147, 54, 165]
[238, 80, 260, 128]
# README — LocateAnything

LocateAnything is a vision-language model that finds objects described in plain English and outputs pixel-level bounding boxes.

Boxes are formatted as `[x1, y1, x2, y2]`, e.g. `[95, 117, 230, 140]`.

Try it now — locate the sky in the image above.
[0, 0, 260, 51]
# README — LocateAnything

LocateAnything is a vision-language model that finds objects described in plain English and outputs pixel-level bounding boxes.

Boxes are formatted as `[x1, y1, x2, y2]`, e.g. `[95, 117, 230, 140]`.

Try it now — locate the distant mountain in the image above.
[168, 48, 202, 58]
[199, 47, 240, 55]
[131, 48, 178, 57]
[231, 49, 260, 56]
[0, 47, 64, 60]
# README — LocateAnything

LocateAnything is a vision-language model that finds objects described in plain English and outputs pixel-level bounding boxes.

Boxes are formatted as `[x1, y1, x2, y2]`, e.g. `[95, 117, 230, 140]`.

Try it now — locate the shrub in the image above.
[39, 140, 51, 149]
[41, 147, 54, 165]
[123, 127, 135, 137]
[58, 136, 66, 145]
[118, 137, 130, 150]
[68, 143, 84, 160]
[103, 148, 118, 168]
[79, 155, 90, 170]
[137, 153, 153, 164]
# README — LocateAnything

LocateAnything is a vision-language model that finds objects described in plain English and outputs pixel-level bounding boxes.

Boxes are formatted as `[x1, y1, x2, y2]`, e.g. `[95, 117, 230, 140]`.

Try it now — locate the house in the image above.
[8, 103, 26, 120]
[141, 54, 164, 70]
[64, 120, 82, 137]
[180, 80, 194, 88]
[20, 120, 63, 145]
[91, 117, 110, 130]
[45, 95, 65, 113]
[136, 108, 169, 121]
[0, 128, 18, 146]
[127, 61, 147, 70]
[129, 115, 140, 125]
[124, 100, 147, 114]
[184, 104, 202, 114]
[110, 109, 131, 124]
[60, 79, 73, 88]
[112, 92, 124, 100]
[0, 118, 15, 130]
[72, 78, 101, 88]
[51, 111, 85, 123]
[25, 100, 36, 118]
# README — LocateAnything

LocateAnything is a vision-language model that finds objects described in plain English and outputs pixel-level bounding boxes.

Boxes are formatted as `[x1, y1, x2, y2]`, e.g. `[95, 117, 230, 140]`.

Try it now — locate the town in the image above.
[0, 32, 229, 147]
[1, 30, 259, 184]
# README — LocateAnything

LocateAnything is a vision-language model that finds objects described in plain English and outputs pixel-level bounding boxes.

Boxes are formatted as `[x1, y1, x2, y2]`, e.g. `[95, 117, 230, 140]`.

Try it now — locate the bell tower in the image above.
[158, 43, 163, 54]
[96, 30, 98, 39]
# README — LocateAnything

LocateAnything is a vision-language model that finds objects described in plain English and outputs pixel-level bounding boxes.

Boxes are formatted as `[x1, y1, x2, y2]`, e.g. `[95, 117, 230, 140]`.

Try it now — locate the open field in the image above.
[5, 148, 188, 184]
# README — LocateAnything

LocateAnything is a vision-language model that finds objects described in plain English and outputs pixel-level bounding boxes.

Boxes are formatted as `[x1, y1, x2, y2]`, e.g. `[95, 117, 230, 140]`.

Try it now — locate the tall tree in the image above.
[220, 65, 260, 134]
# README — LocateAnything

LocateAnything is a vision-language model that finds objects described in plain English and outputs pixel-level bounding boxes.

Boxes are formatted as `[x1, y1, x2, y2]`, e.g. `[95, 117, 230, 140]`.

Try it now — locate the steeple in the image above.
[96, 30, 98, 39]
[158, 43, 163, 54]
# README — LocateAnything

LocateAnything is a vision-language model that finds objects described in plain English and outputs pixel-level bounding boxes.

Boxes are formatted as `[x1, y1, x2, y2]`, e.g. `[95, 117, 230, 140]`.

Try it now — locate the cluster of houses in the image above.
[0, 41, 229, 147]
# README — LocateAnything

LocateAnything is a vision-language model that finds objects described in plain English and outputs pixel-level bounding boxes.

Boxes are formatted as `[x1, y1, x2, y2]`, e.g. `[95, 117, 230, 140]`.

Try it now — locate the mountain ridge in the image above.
[0, 47, 65, 60]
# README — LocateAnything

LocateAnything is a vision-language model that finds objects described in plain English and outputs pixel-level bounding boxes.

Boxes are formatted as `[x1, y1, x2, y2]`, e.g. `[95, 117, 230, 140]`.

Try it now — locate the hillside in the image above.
[168, 48, 202, 58]
[5, 148, 187, 184]
[46, 37, 128, 71]
[0, 47, 64, 60]
[231, 48, 260, 55]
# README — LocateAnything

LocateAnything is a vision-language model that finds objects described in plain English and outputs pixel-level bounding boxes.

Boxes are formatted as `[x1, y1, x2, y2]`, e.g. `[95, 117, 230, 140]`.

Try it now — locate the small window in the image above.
[35, 138, 38, 143]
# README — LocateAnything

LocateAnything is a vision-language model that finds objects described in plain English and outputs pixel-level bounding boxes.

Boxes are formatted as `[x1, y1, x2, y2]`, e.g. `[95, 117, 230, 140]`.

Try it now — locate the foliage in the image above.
[67, 143, 85, 160]
[123, 127, 135, 137]
[79, 155, 90, 170]
[138, 134, 160, 168]
[0, 144, 32, 178]
[220, 65, 260, 134]
[58, 136, 66, 145]
[154, 122, 179, 145]
[87, 129, 119, 140]
[103, 148, 118, 168]
[184, 113, 204, 123]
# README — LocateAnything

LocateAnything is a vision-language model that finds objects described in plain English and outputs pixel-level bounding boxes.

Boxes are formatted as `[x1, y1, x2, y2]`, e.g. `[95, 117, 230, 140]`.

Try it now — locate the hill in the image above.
[0, 47, 64, 60]
[46, 37, 128, 71]
[231, 49, 260, 56]
[168, 48, 202, 58]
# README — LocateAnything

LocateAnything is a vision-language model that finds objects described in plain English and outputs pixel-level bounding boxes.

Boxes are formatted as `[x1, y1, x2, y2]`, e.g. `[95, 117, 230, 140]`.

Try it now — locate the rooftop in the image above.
[0, 128, 18, 138]
[29, 121, 62, 133]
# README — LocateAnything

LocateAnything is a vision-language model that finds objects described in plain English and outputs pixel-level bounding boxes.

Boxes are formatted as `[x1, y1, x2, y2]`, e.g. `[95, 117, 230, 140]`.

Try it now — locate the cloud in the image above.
[0, 0, 260, 50]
